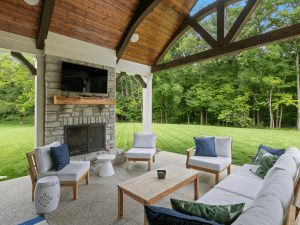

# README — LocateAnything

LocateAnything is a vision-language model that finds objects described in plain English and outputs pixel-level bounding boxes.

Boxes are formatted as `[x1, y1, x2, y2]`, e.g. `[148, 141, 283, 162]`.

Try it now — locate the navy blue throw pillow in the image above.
[145, 205, 221, 225]
[194, 137, 217, 157]
[50, 144, 70, 171]
[258, 144, 285, 157]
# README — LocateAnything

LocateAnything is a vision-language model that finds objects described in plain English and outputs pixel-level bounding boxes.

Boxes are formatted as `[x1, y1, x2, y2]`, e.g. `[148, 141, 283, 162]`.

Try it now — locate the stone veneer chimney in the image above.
[43, 55, 116, 157]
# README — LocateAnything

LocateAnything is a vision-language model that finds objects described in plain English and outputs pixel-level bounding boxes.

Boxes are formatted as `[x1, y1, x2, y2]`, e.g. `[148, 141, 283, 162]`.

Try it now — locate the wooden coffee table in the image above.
[117, 164, 200, 225]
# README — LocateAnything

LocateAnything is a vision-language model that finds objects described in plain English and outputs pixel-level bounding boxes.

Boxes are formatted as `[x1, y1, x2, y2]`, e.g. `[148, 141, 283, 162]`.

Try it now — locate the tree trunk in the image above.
[200, 110, 204, 125]
[205, 110, 208, 125]
[268, 91, 274, 129]
[279, 104, 283, 129]
[165, 109, 168, 123]
[256, 110, 260, 125]
[187, 115, 190, 124]
[296, 51, 300, 130]
[20, 116, 24, 125]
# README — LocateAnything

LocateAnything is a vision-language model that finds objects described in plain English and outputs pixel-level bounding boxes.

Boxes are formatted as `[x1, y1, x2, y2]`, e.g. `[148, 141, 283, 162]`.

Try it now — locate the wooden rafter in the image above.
[152, 23, 300, 72]
[134, 74, 147, 88]
[11, 51, 36, 75]
[155, 0, 240, 64]
[187, 16, 218, 48]
[217, 0, 225, 44]
[224, 0, 260, 44]
[116, 0, 160, 63]
[36, 0, 56, 49]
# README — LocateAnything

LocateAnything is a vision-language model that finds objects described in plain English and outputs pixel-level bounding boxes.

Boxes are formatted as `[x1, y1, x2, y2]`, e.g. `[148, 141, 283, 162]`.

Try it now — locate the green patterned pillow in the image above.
[251, 149, 279, 178]
[170, 198, 244, 225]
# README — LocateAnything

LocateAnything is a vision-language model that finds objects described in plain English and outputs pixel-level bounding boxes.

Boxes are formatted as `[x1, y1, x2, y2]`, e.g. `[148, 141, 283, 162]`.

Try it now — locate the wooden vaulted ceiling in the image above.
[0, 0, 196, 65]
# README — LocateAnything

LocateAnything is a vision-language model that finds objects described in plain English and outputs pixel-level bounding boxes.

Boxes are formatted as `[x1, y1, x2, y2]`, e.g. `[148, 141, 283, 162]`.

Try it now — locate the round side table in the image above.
[96, 154, 116, 177]
[35, 176, 60, 214]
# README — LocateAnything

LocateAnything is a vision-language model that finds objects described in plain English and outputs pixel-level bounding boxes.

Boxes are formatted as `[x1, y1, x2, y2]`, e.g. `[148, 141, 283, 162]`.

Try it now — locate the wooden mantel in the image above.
[53, 95, 116, 105]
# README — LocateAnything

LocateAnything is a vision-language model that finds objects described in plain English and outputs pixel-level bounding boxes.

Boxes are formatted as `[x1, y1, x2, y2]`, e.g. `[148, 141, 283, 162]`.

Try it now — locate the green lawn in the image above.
[1, 121, 300, 181]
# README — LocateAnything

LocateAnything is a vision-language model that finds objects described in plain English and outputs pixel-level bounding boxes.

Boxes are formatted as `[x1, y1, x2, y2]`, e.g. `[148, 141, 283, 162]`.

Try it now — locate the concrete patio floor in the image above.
[0, 151, 239, 225]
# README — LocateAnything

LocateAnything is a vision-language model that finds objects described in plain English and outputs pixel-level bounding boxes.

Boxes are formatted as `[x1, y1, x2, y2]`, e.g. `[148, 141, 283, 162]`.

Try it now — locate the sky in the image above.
[190, 0, 215, 16]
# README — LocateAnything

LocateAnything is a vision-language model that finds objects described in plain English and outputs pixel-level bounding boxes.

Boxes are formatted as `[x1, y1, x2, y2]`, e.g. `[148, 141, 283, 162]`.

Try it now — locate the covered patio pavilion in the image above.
[0, 0, 300, 225]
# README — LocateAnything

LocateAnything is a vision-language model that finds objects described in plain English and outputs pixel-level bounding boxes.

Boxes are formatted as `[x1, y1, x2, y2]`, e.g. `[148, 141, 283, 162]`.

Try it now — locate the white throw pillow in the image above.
[232, 194, 283, 225]
[286, 147, 300, 167]
[133, 133, 156, 148]
[215, 137, 232, 157]
[35, 142, 60, 173]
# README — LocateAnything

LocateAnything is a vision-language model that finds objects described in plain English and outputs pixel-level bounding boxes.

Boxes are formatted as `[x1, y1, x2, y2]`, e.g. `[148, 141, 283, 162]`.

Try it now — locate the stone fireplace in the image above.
[43, 55, 116, 159]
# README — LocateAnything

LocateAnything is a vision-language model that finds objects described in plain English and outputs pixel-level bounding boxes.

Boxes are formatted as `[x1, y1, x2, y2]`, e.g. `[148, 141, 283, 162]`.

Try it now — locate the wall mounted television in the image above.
[61, 62, 108, 94]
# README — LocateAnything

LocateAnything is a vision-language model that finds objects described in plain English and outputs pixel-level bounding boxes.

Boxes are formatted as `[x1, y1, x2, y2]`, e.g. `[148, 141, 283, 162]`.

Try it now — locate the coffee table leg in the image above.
[194, 175, 199, 200]
[144, 203, 149, 225]
[118, 187, 123, 219]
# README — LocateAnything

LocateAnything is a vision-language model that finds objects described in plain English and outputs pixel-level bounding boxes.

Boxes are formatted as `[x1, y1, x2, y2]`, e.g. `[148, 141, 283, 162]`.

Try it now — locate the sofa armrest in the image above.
[186, 147, 196, 166]
[284, 205, 297, 225]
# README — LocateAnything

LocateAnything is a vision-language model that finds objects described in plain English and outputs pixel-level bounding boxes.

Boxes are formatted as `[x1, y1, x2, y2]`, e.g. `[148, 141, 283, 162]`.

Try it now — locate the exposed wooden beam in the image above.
[134, 74, 147, 88]
[11, 51, 36, 75]
[155, 0, 240, 64]
[152, 23, 300, 72]
[188, 17, 218, 48]
[116, 72, 127, 82]
[116, 0, 160, 63]
[224, 0, 260, 44]
[217, 0, 225, 44]
[36, 0, 56, 49]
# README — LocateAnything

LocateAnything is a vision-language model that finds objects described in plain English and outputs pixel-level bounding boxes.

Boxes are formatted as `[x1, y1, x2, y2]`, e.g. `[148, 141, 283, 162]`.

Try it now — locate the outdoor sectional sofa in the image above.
[146, 146, 300, 225]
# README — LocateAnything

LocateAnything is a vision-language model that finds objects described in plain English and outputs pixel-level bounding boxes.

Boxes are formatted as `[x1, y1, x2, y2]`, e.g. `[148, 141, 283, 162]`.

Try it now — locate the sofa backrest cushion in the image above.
[145, 205, 221, 225]
[286, 147, 300, 167]
[215, 137, 232, 157]
[50, 144, 70, 171]
[133, 133, 156, 148]
[271, 153, 297, 180]
[258, 168, 293, 212]
[34, 142, 60, 173]
[232, 194, 283, 225]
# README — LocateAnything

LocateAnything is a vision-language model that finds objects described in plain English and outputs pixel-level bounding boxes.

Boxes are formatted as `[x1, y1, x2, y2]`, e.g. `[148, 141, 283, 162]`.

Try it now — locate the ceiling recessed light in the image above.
[24, 0, 39, 6]
[130, 33, 139, 43]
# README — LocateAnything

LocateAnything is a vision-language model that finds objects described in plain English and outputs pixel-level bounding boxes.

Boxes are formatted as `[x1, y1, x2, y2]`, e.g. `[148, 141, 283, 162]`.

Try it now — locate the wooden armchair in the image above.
[26, 151, 89, 201]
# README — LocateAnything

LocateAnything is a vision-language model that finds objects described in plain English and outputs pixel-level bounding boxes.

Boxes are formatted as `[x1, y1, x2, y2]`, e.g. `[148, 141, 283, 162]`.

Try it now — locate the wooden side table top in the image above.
[118, 164, 199, 204]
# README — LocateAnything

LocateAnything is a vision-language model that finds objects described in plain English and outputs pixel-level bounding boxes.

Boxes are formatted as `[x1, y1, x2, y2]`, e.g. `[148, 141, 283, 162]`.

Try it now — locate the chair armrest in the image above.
[186, 147, 196, 166]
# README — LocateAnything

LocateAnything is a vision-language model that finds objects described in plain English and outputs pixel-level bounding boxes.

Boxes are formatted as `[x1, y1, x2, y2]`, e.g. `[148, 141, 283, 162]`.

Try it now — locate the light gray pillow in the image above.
[286, 147, 300, 167]
[133, 133, 156, 148]
[35, 142, 60, 173]
[232, 194, 283, 225]
[215, 137, 232, 157]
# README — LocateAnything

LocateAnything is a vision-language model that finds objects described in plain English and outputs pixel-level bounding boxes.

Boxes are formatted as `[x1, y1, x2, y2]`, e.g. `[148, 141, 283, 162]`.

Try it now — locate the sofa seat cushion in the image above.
[234, 164, 264, 182]
[188, 156, 231, 171]
[35, 142, 60, 173]
[37, 161, 90, 182]
[232, 194, 284, 225]
[196, 188, 254, 210]
[215, 174, 263, 200]
[125, 148, 156, 159]
[257, 168, 293, 212]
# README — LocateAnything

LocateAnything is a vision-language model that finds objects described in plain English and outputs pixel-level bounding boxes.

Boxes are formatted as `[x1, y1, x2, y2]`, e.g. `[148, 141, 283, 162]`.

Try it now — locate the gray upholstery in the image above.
[125, 148, 155, 159]
[215, 137, 232, 157]
[132, 133, 156, 148]
[35, 142, 60, 173]
[38, 161, 90, 182]
[188, 156, 231, 171]
[271, 153, 297, 180]
[286, 147, 300, 167]
[232, 194, 284, 225]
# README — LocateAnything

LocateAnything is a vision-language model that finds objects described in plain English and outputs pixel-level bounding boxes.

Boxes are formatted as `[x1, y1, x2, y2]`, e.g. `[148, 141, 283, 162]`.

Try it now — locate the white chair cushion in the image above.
[232, 194, 284, 225]
[35, 142, 60, 173]
[125, 148, 156, 159]
[234, 164, 264, 182]
[38, 161, 90, 182]
[132, 133, 156, 148]
[216, 173, 264, 200]
[215, 137, 232, 157]
[188, 156, 231, 171]
[271, 153, 297, 180]
[197, 187, 253, 210]
[286, 147, 300, 167]
[257, 168, 293, 212]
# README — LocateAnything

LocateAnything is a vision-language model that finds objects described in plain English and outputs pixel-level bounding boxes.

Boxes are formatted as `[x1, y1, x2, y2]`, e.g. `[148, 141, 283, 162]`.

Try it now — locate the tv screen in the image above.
[61, 62, 108, 94]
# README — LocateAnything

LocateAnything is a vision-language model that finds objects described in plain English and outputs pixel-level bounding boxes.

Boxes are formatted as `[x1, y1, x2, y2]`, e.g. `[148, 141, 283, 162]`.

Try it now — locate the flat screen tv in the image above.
[61, 62, 108, 94]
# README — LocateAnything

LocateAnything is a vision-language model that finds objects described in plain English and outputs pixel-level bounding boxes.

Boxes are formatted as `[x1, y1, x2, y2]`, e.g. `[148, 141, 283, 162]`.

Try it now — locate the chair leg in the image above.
[153, 154, 155, 163]
[215, 172, 220, 184]
[73, 182, 78, 200]
[32, 182, 36, 202]
[148, 159, 151, 171]
[85, 171, 89, 185]
[126, 158, 129, 170]
[227, 165, 231, 175]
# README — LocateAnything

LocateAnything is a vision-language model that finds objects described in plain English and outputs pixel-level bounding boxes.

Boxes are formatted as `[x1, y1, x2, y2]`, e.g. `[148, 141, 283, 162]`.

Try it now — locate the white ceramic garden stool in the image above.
[96, 154, 116, 177]
[35, 176, 60, 214]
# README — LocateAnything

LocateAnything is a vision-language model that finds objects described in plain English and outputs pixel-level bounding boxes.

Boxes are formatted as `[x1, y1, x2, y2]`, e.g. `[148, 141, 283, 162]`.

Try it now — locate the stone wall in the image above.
[44, 55, 116, 151]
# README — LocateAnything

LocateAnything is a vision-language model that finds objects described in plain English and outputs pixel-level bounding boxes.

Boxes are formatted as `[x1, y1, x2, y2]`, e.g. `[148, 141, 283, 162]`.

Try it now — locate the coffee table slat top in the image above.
[118, 164, 199, 202]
